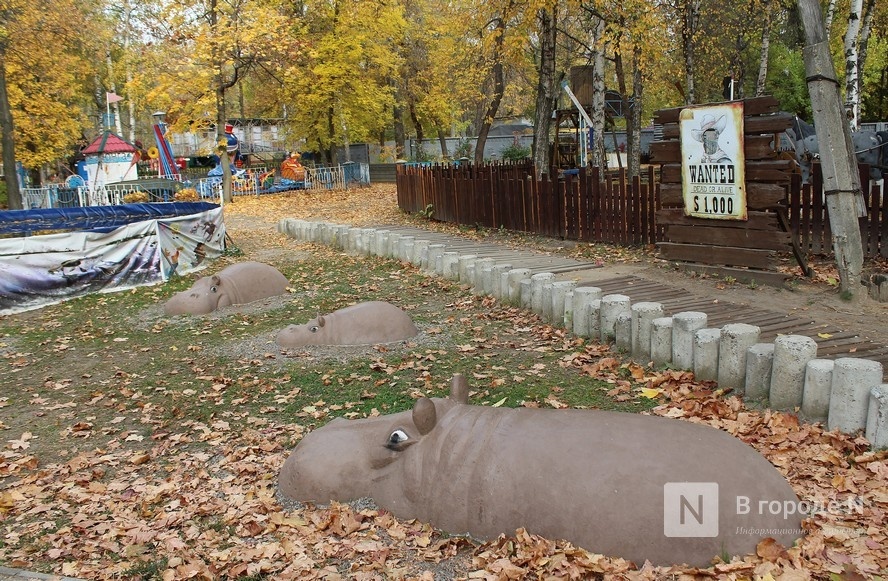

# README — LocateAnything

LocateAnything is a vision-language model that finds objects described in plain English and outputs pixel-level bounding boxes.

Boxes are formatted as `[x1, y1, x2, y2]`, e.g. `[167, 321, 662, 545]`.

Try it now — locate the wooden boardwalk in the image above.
[377, 225, 888, 376]
[582, 276, 888, 376]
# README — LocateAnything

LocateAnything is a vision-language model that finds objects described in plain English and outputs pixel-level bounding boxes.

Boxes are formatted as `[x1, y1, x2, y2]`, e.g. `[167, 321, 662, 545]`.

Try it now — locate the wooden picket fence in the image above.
[395, 162, 886, 260]
[396, 162, 660, 246]
[791, 164, 887, 259]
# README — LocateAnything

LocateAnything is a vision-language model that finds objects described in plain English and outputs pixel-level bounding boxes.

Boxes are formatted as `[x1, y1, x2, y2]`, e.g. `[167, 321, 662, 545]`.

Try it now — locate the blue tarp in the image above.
[0, 202, 220, 236]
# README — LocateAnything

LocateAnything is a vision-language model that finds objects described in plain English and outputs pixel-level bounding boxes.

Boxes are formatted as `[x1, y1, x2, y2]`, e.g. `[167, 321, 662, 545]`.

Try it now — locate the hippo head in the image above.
[276, 315, 329, 347]
[163, 274, 233, 315]
[279, 376, 468, 508]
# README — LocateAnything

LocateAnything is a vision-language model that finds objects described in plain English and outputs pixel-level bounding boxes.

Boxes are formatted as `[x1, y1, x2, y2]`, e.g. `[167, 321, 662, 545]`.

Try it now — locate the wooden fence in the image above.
[396, 162, 660, 245]
[395, 162, 886, 260]
[792, 164, 887, 259]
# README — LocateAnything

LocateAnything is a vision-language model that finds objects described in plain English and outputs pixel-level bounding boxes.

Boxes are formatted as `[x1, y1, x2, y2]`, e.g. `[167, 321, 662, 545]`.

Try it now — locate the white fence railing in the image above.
[16, 163, 370, 209]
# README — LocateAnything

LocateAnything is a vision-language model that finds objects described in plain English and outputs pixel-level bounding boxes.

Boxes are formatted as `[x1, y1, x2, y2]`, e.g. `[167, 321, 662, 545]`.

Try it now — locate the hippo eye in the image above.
[309, 325, 319, 333]
[386, 429, 410, 450]
[210, 286, 217, 293]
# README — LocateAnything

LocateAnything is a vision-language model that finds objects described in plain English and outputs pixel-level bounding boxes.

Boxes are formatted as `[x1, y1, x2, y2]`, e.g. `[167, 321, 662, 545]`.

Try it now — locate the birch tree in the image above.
[843, 0, 864, 129]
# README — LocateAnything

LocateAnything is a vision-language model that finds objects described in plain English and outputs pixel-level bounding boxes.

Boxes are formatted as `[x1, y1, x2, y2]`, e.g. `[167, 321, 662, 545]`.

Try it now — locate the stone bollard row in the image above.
[279, 219, 888, 443]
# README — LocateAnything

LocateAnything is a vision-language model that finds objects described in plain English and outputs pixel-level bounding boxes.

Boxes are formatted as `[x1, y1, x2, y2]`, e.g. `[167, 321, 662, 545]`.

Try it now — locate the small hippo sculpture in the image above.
[279, 375, 804, 567]
[164, 261, 288, 315]
[276, 301, 418, 347]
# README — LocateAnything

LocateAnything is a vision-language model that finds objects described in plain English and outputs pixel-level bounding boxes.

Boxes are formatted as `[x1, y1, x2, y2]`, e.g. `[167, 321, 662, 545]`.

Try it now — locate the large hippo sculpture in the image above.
[276, 301, 418, 347]
[280, 375, 804, 567]
[164, 261, 288, 315]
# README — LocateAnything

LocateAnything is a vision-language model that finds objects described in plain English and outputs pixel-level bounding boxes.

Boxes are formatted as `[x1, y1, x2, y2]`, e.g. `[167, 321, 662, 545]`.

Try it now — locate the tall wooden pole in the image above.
[798, 0, 866, 300]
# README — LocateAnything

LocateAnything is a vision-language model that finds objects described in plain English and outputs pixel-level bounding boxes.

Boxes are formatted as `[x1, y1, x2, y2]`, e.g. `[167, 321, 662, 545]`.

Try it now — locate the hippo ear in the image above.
[211, 275, 221, 286]
[450, 374, 469, 404]
[412, 397, 437, 435]
[317, 316, 326, 327]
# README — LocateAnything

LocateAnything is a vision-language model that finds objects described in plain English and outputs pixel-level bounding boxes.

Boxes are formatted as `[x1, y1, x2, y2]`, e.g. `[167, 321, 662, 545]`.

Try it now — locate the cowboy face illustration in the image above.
[692, 114, 732, 164]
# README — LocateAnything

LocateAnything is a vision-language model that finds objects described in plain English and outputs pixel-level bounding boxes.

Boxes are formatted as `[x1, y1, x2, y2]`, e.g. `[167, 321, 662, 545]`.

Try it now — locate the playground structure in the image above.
[19, 118, 371, 210]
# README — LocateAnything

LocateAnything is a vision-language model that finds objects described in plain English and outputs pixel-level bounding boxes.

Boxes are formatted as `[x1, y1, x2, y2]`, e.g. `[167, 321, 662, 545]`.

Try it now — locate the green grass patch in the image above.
[0, 243, 657, 471]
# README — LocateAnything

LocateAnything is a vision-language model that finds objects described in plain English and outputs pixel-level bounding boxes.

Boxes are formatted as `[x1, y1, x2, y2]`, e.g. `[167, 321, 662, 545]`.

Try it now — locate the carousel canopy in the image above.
[81, 131, 138, 155]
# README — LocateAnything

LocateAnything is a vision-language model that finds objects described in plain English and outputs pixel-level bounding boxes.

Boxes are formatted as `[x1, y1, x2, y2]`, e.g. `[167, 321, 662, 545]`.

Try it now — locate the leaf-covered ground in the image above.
[0, 185, 886, 580]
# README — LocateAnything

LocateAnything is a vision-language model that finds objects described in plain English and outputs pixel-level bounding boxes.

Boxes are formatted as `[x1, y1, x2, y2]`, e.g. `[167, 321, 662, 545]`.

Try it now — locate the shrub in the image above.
[175, 187, 199, 201]
[123, 191, 150, 203]
[453, 138, 473, 160]
[501, 143, 531, 162]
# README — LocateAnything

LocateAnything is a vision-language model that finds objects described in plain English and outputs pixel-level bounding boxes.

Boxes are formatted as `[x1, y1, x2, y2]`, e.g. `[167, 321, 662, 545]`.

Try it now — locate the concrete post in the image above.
[651, 317, 674, 367]
[411, 240, 430, 266]
[631, 302, 664, 362]
[360, 228, 374, 255]
[672, 312, 708, 370]
[587, 300, 602, 340]
[506, 269, 532, 305]
[472, 258, 496, 293]
[745, 343, 776, 402]
[600, 294, 631, 343]
[769, 335, 818, 411]
[401, 240, 415, 264]
[866, 385, 888, 449]
[491, 264, 514, 299]
[440, 252, 460, 280]
[530, 273, 555, 317]
[828, 358, 884, 433]
[520, 279, 533, 309]
[540, 281, 556, 322]
[550, 281, 577, 328]
[801, 359, 834, 423]
[346, 227, 361, 253]
[424, 244, 446, 274]
[717, 323, 761, 392]
[572, 287, 603, 338]
[371, 230, 388, 257]
[563, 292, 574, 332]
[693, 329, 721, 382]
[397, 236, 415, 261]
[458, 255, 478, 283]
[387, 232, 402, 258]
[615, 311, 632, 352]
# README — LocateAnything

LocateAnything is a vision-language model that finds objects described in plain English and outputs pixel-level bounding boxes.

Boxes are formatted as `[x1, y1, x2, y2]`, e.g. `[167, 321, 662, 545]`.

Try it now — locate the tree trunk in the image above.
[393, 103, 405, 158]
[681, 0, 699, 105]
[825, 0, 838, 38]
[843, 0, 863, 129]
[857, 0, 875, 97]
[614, 50, 627, 172]
[218, 89, 232, 204]
[437, 126, 449, 159]
[756, 5, 772, 96]
[590, 17, 607, 174]
[476, 17, 506, 165]
[629, 45, 642, 180]
[210, 0, 232, 204]
[532, 7, 557, 178]
[798, 0, 866, 300]
[106, 50, 123, 135]
[0, 53, 21, 210]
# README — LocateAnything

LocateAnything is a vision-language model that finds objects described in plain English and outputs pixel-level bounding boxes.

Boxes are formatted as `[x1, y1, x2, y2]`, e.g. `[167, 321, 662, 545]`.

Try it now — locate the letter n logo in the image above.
[663, 482, 719, 537]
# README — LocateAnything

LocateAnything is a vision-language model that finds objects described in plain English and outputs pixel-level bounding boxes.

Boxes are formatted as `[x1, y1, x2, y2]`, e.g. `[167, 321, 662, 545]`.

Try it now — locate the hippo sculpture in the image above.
[164, 261, 288, 315]
[280, 374, 804, 567]
[276, 301, 418, 347]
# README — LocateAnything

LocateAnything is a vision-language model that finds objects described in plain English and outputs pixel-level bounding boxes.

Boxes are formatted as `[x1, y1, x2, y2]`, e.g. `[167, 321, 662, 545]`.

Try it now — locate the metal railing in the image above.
[16, 162, 370, 209]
